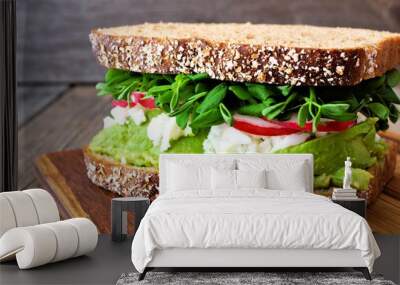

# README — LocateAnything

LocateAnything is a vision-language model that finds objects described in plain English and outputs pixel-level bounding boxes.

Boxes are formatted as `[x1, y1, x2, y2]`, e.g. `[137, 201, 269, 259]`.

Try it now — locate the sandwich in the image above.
[86, 23, 400, 201]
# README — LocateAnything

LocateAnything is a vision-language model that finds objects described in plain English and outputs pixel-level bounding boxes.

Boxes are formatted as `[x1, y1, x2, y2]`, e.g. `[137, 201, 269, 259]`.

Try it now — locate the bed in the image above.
[131, 154, 380, 280]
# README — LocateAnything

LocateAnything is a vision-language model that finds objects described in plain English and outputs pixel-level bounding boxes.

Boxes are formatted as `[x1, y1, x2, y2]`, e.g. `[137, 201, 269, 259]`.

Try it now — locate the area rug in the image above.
[116, 271, 395, 285]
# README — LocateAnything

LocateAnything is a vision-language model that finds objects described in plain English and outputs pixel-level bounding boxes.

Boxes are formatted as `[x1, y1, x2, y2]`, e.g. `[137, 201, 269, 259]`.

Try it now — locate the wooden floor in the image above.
[18, 86, 400, 233]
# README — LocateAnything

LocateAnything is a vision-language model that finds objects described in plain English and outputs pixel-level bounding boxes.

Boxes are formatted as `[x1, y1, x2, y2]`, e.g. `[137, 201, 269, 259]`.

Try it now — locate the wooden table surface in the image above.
[19, 86, 400, 234]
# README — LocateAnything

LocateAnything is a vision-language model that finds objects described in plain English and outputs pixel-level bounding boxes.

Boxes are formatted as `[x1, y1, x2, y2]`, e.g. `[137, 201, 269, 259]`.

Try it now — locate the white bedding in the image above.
[131, 190, 380, 273]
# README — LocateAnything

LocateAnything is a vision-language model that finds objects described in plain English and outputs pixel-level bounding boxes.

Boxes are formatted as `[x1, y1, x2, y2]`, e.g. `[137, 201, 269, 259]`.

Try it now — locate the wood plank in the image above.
[17, 86, 110, 190]
[17, 85, 67, 126]
[384, 155, 400, 200]
[366, 152, 400, 234]
[368, 194, 400, 234]
[35, 149, 135, 234]
[35, 155, 88, 219]
[17, 0, 400, 83]
[34, 165, 73, 221]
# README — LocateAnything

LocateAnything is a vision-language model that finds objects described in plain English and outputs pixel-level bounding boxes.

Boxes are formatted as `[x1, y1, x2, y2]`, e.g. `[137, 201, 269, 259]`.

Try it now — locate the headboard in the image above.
[159, 154, 314, 194]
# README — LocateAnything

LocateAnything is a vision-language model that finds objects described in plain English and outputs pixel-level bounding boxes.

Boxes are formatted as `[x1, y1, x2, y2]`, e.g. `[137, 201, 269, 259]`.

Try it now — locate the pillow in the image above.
[211, 168, 236, 190]
[165, 158, 237, 193]
[266, 161, 307, 191]
[237, 159, 308, 191]
[211, 169, 267, 190]
[236, 169, 267, 189]
[166, 162, 211, 192]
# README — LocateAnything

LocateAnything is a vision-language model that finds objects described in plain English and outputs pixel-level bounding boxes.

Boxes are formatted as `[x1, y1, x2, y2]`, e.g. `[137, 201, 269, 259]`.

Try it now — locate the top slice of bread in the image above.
[89, 23, 400, 86]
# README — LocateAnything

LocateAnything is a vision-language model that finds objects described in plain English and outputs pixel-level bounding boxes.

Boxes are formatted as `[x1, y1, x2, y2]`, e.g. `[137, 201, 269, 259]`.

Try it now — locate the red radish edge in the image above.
[131, 92, 144, 104]
[139, 97, 157, 109]
[233, 114, 356, 136]
[263, 118, 356, 132]
[233, 114, 301, 136]
[132, 92, 156, 109]
[112, 100, 135, 108]
[111, 92, 157, 109]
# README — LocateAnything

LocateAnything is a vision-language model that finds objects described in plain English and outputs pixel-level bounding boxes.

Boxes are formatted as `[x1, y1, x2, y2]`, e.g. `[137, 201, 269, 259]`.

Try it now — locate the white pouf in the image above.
[42, 221, 79, 262]
[0, 196, 17, 237]
[0, 225, 57, 267]
[0, 189, 60, 236]
[24, 189, 59, 224]
[0, 191, 40, 227]
[65, 218, 98, 257]
[0, 218, 98, 269]
[0, 189, 98, 269]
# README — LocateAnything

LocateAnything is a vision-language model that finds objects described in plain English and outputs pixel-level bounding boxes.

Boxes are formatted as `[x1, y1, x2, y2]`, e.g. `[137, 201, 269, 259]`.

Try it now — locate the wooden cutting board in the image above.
[35, 149, 400, 234]
[34, 149, 130, 234]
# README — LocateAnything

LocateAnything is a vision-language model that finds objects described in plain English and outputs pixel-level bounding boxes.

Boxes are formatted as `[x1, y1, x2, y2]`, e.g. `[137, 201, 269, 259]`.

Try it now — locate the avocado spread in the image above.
[276, 118, 387, 190]
[89, 109, 207, 167]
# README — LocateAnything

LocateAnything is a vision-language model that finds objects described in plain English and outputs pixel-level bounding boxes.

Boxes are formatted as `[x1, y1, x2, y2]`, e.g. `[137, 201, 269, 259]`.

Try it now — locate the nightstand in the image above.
[111, 197, 150, 242]
[332, 198, 366, 218]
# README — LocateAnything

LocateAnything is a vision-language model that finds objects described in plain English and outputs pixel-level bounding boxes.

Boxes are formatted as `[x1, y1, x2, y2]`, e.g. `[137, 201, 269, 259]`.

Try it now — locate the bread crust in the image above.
[83, 148, 159, 200]
[89, 23, 400, 86]
[84, 141, 397, 204]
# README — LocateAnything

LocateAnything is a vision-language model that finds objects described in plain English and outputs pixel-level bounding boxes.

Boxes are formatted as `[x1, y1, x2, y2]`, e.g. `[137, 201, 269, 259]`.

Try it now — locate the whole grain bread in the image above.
[84, 141, 398, 204]
[83, 148, 159, 200]
[89, 23, 400, 86]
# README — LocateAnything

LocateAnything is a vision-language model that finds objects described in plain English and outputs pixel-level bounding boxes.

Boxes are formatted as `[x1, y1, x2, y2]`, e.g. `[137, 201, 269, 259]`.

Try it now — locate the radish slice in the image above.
[112, 100, 136, 108]
[131, 92, 144, 104]
[111, 92, 157, 109]
[233, 114, 301, 136]
[131, 92, 157, 109]
[264, 117, 356, 132]
[313, 120, 356, 132]
[139, 97, 156, 109]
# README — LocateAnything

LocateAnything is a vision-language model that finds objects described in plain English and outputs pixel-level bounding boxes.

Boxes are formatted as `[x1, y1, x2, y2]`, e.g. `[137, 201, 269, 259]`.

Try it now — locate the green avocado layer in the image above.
[89, 109, 207, 167]
[276, 118, 387, 190]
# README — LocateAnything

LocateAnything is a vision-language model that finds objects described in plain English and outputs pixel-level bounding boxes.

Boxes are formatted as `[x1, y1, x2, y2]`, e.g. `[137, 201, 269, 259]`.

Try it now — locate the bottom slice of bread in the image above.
[84, 140, 397, 204]
[84, 148, 159, 200]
